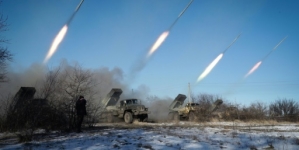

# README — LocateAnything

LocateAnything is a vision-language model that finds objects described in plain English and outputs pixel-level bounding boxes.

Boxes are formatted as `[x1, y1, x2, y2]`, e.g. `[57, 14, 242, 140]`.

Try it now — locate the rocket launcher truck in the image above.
[168, 94, 223, 122]
[100, 88, 150, 124]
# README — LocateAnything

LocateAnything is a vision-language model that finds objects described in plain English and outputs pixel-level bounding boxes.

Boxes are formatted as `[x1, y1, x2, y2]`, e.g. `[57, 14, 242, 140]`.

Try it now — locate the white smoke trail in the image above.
[43, 25, 68, 64]
[244, 61, 262, 78]
[147, 31, 169, 58]
[197, 53, 223, 82]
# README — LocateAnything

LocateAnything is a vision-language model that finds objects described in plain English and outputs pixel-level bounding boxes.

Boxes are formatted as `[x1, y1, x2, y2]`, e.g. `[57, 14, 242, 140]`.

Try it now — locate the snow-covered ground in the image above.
[1, 121, 299, 150]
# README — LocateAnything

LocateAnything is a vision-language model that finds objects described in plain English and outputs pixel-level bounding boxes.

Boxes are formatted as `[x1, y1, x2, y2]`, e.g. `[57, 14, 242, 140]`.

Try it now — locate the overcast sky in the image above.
[2, 0, 299, 105]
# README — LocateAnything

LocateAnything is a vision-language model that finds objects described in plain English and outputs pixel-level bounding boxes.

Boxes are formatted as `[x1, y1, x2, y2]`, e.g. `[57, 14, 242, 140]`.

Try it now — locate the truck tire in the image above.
[124, 112, 133, 124]
[189, 111, 195, 122]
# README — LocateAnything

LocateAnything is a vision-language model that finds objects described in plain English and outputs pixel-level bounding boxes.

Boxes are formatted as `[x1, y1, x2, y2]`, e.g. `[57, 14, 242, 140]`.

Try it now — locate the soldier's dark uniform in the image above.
[75, 96, 87, 133]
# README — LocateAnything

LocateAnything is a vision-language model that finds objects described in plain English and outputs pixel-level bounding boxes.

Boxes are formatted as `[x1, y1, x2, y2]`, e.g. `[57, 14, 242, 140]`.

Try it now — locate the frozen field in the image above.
[0, 121, 299, 150]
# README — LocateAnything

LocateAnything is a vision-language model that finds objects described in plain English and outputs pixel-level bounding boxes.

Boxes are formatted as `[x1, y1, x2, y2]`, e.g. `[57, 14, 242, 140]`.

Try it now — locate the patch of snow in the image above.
[0, 122, 298, 150]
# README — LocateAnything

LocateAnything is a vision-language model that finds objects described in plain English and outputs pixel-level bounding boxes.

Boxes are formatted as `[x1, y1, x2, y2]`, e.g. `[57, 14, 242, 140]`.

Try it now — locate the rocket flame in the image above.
[244, 61, 262, 78]
[147, 31, 169, 58]
[43, 25, 68, 64]
[197, 53, 223, 82]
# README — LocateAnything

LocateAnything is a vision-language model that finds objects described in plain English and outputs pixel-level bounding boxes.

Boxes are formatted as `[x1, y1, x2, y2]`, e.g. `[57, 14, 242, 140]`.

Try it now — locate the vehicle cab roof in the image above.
[120, 98, 139, 101]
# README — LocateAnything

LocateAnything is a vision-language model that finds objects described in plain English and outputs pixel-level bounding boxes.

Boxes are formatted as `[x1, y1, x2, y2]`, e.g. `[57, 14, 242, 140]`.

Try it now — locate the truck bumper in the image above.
[133, 110, 150, 115]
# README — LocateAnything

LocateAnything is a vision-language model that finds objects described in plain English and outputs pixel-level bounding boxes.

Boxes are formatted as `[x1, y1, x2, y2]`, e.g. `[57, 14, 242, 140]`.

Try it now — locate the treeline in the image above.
[191, 94, 299, 122]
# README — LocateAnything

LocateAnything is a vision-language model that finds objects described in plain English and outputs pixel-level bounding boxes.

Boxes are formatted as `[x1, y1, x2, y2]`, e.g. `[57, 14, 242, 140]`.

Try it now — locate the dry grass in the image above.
[209, 118, 221, 122]
[243, 120, 278, 125]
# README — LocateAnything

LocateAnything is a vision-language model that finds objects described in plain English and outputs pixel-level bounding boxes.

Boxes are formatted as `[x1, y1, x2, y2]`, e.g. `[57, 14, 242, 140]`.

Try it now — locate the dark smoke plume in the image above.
[0, 60, 175, 122]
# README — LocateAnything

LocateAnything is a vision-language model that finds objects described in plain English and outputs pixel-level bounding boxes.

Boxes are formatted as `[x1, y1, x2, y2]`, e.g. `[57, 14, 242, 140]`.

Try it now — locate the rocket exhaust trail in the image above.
[76, 0, 84, 11]
[244, 36, 287, 78]
[223, 33, 242, 53]
[130, 0, 194, 78]
[262, 36, 288, 61]
[43, 0, 85, 64]
[44, 25, 68, 64]
[146, 0, 194, 58]
[67, 0, 85, 25]
[244, 61, 262, 78]
[225, 36, 287, 95]
[196, 33, 242, 83]
[168, 0, 194, 31]
[146, 31, 169, 58]
[197, 53, 223, 82]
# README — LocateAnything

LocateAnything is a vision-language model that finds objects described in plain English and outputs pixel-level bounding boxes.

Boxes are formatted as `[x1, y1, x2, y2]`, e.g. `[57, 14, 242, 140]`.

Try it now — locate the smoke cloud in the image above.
[0, 63, 47, 97]
[145, 97, 173, 122]
[0, 60, 174, 123]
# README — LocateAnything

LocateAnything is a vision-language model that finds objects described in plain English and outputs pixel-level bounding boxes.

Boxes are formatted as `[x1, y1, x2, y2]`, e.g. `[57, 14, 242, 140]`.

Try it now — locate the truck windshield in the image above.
[125, 99, 139, 105]
[132, 99, 138, 104]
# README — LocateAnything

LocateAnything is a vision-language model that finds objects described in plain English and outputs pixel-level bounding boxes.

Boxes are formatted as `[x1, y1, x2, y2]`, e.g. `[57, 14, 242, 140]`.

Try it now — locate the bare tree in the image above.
[251, 102, 268, 118]
[0, 6, 12, 82]
[194, 93, 221, 108]
[35, 67, 61, 101]
[238, 102, 268, 121]
[32, 67, 69, 131]
[34, 63, 104, 130]
[269, 98, 299, 121]
[191, 93, 222, 121]
[0, 94, 13, 131]
[54, 63, 99, 130]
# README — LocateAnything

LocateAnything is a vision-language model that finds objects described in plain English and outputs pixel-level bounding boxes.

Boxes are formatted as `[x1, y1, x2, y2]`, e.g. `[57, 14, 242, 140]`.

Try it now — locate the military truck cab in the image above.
[101, 89, 150, 124]
[186, 103, 199, 107]
[120, 99, 140, 106]
[119, 99, 149, 123]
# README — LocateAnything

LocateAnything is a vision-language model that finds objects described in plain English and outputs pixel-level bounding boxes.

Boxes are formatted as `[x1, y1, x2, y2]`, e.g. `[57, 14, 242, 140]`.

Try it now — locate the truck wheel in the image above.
[173, 112, 180, 123]
[189, 111, 195, 122]
[124, 112, 133, 124]
[168, 112, 174, 121]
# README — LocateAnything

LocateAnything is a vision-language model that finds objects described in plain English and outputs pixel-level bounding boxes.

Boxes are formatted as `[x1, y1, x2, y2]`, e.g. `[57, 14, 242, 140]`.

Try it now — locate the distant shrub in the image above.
[269, 98, 299, 122]
[237, 102, 268, 121]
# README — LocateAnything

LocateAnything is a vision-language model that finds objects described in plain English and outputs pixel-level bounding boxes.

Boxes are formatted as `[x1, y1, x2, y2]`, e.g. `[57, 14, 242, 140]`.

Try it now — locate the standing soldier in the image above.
[75, 95, 87, 133]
